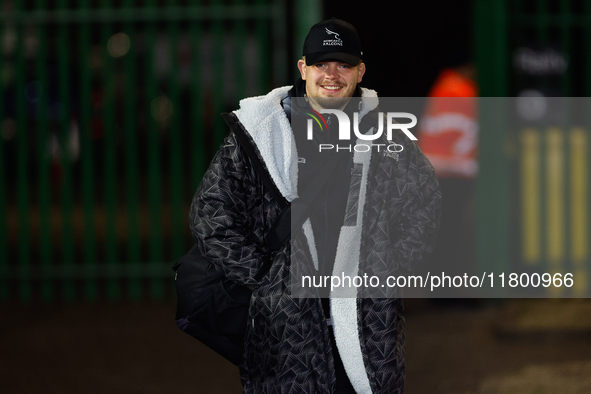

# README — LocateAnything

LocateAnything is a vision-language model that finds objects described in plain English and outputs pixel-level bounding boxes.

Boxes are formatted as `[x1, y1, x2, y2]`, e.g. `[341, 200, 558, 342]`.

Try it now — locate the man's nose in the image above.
[324, 64, 338, 78]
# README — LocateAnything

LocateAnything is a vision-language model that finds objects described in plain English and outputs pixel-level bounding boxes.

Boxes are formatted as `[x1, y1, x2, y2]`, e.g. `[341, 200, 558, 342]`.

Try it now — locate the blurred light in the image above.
[24, 25, 38, 59]
[513, 47, 567, 76]
[25, 81, 42, 103]
[69, 119, 80, 160]
[107, 32, 131, 58]
[517, 89, 547, 122]
[150, 95, 173, 123]
[2, 25, 16, 56]
[49, 133, 60, 159]
[90, 45, 104, 69]
[1, 118, 16, 140]
[1, 64, 14, 85]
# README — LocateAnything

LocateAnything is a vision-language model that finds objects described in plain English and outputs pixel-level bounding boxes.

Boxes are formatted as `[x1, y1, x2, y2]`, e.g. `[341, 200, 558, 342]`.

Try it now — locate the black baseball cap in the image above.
[303, 18, 363, 66]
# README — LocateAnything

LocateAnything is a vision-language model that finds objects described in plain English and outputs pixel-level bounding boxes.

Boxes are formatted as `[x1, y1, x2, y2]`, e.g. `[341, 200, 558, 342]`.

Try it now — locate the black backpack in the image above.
[173, 244, 261, 365]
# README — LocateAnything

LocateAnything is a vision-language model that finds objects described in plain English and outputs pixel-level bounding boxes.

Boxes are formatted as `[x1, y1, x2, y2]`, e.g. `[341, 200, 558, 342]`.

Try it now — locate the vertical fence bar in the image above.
[271, 0, 288, 87]
[536, 0, 548, 42]
[585, 0, 591, 297]
[474, 1, 510, 279]
[167, 0, 184, 271]
[531, 0, 549, 278]
[102, 0, 119, 301]
[0, 12, 7, 302]
[511, 0, 525, 277]
[145, 0, 164, 301]
[520, 128, 542, 264]
[123, 0, 141, 300]
[533, 0, 549, 96]
[232, 0, 246, 104]
[15, 2, 31, 302]
[293, 0, 322, 70]
[57, 0, 76, 301]
[584, 0, 591, 296]
[189, 0, 205, 195]
[35, 0, 53, 302]
[513, 0, 525, 94]
[211, 0, 226, 149]
[558, 0, 573, 295]
[569, 127, 588, 296]
[255, 0, 270, 94]
[561, 6, 573, 282]
[79, 0, 97, 301]
[587, 2, 591, 97]
[559, 0, 572, 96]
[545, 127, 566, 296]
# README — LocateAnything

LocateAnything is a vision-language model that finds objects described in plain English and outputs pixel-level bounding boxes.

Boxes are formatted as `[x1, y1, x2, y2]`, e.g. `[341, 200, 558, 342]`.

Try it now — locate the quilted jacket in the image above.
[189, 86, 441, 393]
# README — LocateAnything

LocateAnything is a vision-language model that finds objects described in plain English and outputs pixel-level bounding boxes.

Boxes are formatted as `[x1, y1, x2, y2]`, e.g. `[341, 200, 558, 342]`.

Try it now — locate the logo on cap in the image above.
[323, 27, 343, 47]
[325, 28, 340, 40]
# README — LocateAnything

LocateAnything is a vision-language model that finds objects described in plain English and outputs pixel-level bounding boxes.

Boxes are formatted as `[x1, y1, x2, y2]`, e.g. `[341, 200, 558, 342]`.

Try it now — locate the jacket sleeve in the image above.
[390, 140, 442, 273]
[189, 132, 271, 290]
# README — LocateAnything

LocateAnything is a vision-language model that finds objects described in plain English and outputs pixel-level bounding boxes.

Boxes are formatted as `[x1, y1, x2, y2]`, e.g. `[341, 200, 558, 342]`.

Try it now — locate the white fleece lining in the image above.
[234, 86, 295, 201]
[302, 218, 319, 271]
[233, 86, 378, 201]
[330, 139, 373, 394]
[234, 87, 379, 393]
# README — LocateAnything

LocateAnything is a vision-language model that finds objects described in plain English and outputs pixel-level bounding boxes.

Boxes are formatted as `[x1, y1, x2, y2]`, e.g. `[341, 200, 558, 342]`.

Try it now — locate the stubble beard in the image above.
[309, 95, 352, 110]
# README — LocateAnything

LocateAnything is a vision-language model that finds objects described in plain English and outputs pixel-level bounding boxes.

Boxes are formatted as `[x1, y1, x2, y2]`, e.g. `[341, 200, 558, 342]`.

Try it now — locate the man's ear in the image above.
[297, 59, 307, 80]
[357, 62, 366, 83]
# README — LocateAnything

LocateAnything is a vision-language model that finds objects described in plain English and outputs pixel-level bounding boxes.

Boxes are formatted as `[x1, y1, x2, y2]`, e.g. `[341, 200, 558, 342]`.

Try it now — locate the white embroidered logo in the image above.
[323, 28, 343, 47]
[325, 28, 340, 40]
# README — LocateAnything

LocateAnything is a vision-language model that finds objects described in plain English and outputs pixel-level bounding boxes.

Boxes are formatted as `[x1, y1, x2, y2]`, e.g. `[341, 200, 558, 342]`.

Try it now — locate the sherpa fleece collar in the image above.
[233, 85, 378, 201]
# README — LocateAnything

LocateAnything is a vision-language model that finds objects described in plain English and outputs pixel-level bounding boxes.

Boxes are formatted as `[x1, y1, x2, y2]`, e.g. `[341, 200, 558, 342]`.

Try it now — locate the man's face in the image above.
[297, 59, 366, 111]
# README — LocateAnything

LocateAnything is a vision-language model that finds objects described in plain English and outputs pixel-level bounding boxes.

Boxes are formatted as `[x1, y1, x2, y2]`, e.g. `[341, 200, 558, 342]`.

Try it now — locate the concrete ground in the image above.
[404, 299, 591, 393]
[1, 298, 590, 393]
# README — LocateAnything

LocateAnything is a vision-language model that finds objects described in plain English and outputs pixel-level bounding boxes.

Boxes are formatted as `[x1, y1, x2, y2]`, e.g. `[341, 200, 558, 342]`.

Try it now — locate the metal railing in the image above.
[0, 0, 293, 302]
[475, 0, 591, 296]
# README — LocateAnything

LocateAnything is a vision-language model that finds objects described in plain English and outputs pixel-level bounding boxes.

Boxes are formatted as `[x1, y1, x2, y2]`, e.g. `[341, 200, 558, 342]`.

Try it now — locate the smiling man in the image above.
[297, 19, 366, 111]
[298, 60, 364, 109]
[190, 18, 441, 393]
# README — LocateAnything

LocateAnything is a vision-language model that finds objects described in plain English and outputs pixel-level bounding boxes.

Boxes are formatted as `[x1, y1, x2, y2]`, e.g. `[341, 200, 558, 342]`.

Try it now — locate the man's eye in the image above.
[315, 63, 325, 68]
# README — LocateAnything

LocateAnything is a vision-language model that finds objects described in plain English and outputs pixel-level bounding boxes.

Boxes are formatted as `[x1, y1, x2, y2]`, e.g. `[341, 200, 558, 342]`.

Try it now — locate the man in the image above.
[190, 18, 440, 393]
[417, 59, 478, 301]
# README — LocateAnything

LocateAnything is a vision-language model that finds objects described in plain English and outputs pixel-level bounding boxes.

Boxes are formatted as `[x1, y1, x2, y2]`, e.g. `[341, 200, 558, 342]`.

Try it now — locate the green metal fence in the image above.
[0, 0, 301, 303]
[475, 0, 591, 296]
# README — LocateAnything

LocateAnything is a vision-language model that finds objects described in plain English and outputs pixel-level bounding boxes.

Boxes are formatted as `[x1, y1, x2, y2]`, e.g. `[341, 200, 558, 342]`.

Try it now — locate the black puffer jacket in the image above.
[189, 86, 441, 393]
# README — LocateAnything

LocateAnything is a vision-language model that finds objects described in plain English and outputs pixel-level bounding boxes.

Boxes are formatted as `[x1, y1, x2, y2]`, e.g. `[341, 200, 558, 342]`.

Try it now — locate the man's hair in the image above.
[301, 56, 362, 66]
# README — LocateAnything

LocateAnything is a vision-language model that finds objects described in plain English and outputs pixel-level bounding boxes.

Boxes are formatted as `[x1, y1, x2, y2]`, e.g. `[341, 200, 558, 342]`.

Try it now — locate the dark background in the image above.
[319, 0, 474, 97]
